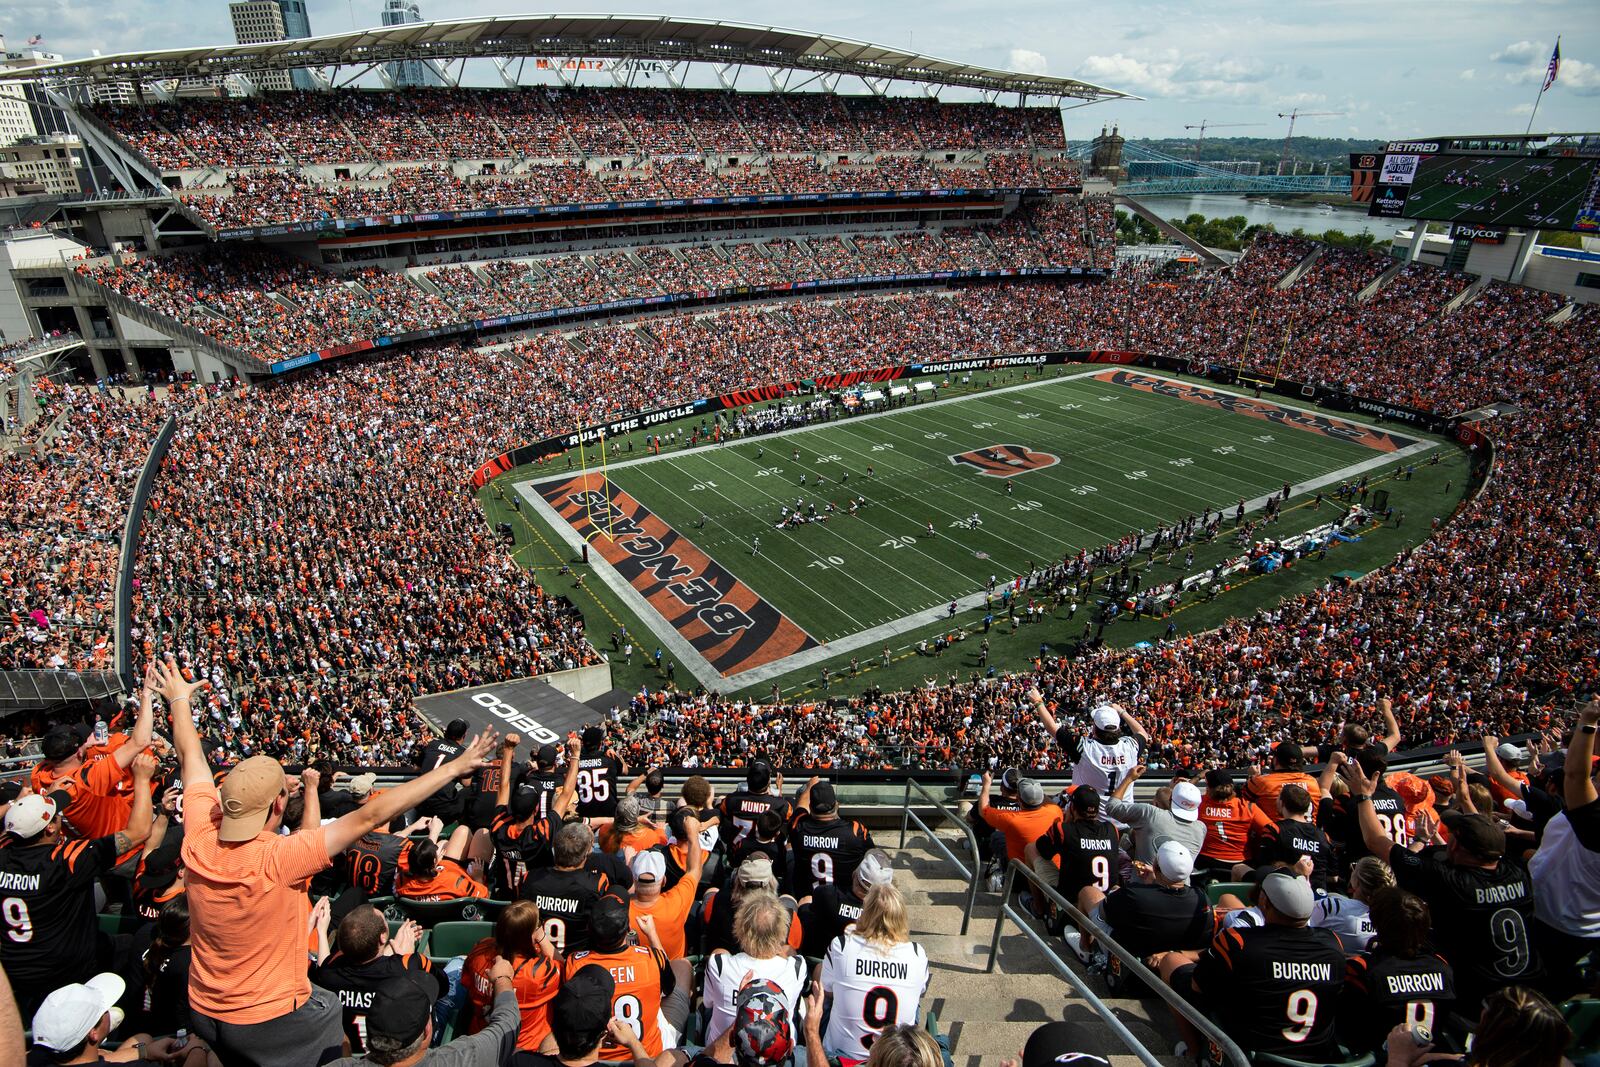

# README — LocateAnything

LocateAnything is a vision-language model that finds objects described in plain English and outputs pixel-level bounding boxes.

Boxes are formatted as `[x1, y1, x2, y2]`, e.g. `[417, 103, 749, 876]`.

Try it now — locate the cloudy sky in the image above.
[2, 0, 1594, 140]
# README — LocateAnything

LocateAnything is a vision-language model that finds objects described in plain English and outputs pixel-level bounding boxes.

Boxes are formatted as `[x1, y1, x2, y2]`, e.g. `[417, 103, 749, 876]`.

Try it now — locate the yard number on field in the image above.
[808, 555, 847, 570]
[689, 481, 721, 491]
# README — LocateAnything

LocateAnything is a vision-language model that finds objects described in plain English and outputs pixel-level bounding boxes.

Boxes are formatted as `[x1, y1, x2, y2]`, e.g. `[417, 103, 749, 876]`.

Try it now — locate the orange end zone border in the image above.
[536, 473, 818, 677]
[1093, 370, 1417, 453]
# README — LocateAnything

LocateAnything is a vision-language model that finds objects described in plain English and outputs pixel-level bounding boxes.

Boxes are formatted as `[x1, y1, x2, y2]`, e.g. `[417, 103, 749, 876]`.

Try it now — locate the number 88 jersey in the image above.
[820, 931, 930, 1062]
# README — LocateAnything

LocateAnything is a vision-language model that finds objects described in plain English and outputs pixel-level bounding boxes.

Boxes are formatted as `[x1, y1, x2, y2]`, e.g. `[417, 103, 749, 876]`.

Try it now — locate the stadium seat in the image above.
[96, 912, 147, 937]
[475, 899, 516, 919]
[1562, 998, 1600, 1055]
[395, 897, 490, 926]
[426, 921, 493, 963]
[1206, 881, 1254, 906]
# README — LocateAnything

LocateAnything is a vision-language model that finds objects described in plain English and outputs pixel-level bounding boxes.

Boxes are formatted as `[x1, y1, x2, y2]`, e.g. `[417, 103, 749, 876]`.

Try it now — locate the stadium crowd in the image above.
[74, 201, 1112, 363]
[0, 657, 1592, 1067]
[95, 88, 1068, 170]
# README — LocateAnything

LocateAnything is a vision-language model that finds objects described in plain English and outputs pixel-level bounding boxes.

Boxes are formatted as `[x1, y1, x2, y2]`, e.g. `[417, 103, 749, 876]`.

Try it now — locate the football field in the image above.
[515, 367, 1438, 690]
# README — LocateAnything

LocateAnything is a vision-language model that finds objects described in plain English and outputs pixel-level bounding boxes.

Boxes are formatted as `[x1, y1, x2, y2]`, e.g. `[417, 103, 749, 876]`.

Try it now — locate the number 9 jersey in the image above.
[820, 931, 930, 1061]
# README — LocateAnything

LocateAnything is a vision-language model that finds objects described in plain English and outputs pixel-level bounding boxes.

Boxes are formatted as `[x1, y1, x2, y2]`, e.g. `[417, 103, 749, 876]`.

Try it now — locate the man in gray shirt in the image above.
[1105, 768, 1207, 867]
[326, 958, 518, 1067]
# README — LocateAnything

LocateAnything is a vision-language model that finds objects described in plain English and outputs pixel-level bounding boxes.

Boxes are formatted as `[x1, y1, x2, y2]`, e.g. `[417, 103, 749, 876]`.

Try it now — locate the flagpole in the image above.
[1525, 36, 1559, 136]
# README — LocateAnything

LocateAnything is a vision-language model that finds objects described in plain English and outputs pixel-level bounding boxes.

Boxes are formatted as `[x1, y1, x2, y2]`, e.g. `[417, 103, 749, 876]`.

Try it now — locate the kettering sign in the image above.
[417, 676, 598, 745]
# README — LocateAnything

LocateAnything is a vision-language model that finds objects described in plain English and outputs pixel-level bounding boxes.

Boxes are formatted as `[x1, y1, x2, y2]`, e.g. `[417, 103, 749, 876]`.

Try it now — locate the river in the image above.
[1138, 192, 1402, 239]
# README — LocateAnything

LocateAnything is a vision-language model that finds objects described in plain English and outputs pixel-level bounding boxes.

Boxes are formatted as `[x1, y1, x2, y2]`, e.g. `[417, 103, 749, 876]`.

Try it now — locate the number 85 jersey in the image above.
[820, 931, 930, 1061]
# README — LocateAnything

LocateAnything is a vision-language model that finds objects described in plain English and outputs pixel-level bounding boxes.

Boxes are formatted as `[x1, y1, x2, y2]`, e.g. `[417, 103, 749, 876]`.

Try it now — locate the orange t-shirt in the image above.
[1242, 771, 1321, 819]
[395, 858, 488, 901]
[982, 804, 1064, 863]
[180, 779, 331, 1024]
[602, 823, 668, 855]
[628, 869, 699, 959]
[1197, 796, 1274, 864]
[56, 757, 135, 841]
[462, 939, 561, 1050]
[565, 945, 670, 1059]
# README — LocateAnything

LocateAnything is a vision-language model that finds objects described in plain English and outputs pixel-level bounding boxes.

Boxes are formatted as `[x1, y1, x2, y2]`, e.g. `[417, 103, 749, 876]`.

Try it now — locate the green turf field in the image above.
[514, 368, 1444, 689]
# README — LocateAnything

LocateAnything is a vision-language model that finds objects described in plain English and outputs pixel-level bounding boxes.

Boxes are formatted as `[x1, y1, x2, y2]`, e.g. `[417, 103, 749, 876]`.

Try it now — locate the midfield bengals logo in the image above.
[950, 443, 1059, 477]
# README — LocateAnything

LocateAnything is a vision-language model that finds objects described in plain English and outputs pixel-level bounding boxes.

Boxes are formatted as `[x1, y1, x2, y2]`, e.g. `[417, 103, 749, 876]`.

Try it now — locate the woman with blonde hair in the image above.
[819, 882, 932, 1063]
[702, 890, 808, 1047]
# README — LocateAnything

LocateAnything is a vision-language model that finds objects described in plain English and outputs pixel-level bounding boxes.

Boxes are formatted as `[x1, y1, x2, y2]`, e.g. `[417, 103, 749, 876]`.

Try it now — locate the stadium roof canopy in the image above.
[0, 14, 1133, 102]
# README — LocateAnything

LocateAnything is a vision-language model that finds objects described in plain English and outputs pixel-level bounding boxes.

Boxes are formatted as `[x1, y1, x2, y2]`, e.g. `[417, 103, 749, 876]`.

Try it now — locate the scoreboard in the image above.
[1364, 138, 1600, 233]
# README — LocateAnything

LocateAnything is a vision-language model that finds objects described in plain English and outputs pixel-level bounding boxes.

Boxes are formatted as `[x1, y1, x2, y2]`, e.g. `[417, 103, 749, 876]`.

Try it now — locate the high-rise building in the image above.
[228, 0, 315, 90]
[0, 41, 74, 143]
[380, 0, 443, 87]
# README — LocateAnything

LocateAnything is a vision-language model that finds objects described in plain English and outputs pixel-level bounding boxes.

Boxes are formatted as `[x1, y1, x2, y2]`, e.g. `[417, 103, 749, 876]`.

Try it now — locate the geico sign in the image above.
[469, 691, 563, 744]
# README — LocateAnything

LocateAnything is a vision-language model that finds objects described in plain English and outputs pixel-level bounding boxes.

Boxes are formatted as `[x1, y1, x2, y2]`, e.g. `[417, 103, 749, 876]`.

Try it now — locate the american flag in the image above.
[1542, 40, 1561, 92]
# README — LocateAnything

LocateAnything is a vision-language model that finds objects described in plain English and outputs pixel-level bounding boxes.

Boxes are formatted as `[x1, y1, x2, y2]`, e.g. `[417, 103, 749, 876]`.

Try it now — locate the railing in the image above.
[897, 777, 980, 935]
[0, 670, 123, 710]
[989, 859, 1250, 1067]
[116, 412, 177, 691]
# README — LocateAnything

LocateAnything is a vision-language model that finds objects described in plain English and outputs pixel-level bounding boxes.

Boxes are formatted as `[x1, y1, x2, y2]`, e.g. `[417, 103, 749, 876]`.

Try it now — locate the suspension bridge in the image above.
[1072, 140, 1352, 196]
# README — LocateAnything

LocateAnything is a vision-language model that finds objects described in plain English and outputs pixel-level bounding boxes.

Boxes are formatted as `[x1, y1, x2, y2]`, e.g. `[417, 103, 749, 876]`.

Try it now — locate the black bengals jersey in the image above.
[1327, 784, 1410, 868]
[1388, 848, 1542, 1011]
[0, 834, 134, 1000]
[1193, 923, 1346, 1062]
[575, 752, 626, 819]
[1260, 819, 1333, 892]
[343, 832, 413, 897]
[787, 811, 874, 894]
[519, 866, 613, 954]
[517, 768, 564, 822]
[1340, 948, 1455, 1056]
[718, 789, 793, 848]
[488, 805, 555, 898]
[311, 950, 446, 1053]
[801, 881, 866, 958]
[1034, 818, 1121, 900]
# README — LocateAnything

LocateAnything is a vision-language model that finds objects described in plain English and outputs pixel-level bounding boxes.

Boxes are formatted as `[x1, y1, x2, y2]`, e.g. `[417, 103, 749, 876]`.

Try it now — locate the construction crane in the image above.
[1276, 108, 1345, 174]
[1183, 120, 1264, 161]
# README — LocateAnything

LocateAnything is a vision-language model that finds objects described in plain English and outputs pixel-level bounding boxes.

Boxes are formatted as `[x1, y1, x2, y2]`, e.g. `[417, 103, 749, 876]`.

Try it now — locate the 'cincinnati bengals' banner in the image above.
[537, 474, 817, 676]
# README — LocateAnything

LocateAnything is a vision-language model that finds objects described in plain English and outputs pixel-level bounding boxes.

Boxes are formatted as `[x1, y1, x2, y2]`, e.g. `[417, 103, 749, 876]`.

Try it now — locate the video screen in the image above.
[1401, 153, 1600, 232]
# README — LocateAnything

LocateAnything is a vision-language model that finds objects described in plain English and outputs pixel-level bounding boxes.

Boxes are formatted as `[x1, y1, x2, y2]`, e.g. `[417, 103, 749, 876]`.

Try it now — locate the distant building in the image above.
[381, 0, 443, 87]
[228, 0, 315, 90]
[0, 136, 83, 197]
[1202, 160, 1263, 177]
[0, 42, 74, 142]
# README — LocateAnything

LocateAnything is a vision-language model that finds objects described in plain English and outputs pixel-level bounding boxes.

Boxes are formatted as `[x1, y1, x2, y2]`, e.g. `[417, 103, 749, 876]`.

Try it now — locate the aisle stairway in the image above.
[892, 829, 1183, 1066]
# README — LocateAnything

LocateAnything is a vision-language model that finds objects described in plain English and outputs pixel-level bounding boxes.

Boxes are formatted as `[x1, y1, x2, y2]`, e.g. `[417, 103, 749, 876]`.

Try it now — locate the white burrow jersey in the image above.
[820, 932, 931, 1060]
[1057, 725, 1145, 793]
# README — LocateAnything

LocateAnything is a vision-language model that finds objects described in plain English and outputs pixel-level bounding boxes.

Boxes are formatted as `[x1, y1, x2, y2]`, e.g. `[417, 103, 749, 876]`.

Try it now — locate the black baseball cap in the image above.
[581, 725, 604, 750]
[1021, 1021, 1110, 1067]
[510, 786, 540, 821]
[591, 894, 631, 950]
[747, 760, 772, 792]
[365, 973, 437, 1047]
[809, 781, 837, 814]
[1069, 785, 1102, 816]
[1205, 768, 1234, 790]
[535, 743, 559, 768]
[1000, 767, 1023, 792]
[1443, 812, 1505, 861]
[41, 729, 79, 762]
[552, 964, 615, 1040]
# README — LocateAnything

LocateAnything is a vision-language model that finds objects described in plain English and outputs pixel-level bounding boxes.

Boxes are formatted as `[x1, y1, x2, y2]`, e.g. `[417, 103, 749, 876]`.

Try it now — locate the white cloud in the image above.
[1007, 48, 1047, 76]
[1491, 40, 1543, 64]
[1077, 49, 1302, 103]
[1459, 69, 1476, 81]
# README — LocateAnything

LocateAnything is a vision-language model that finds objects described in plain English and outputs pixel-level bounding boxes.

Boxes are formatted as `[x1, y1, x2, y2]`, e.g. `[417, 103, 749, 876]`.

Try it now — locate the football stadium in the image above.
[0, 12, 1596, 1067]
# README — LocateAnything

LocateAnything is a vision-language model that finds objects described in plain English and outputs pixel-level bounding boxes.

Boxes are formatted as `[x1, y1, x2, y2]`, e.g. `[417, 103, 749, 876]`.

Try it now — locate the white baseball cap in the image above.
[1169, 782, 1202, 822]
[855, 849, 895, 888]
[1090, 704, 1122, 730]
[1155, 841, 1195, 883]
[4, 793, 57, 838]
[631, 849, 667, 882]
[32, 972, 125, 1051]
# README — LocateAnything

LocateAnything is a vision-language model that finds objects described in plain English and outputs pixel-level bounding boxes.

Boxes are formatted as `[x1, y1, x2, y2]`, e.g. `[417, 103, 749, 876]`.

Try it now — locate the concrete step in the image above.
[888, 832, 1185, 1065]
